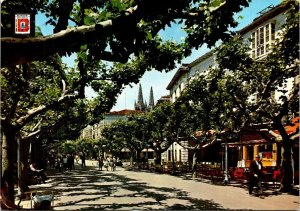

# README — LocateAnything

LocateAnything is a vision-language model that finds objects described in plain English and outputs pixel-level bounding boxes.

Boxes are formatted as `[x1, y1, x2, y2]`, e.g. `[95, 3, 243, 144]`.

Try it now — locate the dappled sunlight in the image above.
[18, 162, 298, 210]
[20, 164, 225, 210]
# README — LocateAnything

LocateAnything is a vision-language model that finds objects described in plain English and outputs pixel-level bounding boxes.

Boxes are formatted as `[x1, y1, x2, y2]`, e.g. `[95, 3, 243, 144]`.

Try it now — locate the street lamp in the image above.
[146, 144, 150, 169]
[223, 127, 230, 184]
[102, 145, 106, 159]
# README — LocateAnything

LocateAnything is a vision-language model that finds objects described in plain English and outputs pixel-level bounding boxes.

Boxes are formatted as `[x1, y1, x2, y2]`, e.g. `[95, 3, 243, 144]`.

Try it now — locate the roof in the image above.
[156, 95, 171, 106]
[107, 109, 142, 116]
[187, 50, 214, 68]
[166, 51, 215, 90]
[225, 139, 271, 148]
[239, 2, 291, 35]
[226, 117, 299, 147]
[273, 117, 299, 136]
[166, 64, 189, 90]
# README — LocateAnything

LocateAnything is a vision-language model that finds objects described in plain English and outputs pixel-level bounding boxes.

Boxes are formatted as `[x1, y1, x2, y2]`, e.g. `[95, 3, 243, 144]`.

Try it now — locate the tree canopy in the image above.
[1, 0, 249, 66]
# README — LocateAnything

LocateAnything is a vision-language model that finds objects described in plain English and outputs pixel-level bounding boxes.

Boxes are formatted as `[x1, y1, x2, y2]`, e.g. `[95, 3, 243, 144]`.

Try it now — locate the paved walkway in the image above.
[20, 160, 299, 210]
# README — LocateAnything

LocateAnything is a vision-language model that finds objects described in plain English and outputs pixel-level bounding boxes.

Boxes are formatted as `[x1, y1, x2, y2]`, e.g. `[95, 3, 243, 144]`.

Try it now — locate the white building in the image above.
[163, 2, 297, 164]
[80, 109, 141, 140]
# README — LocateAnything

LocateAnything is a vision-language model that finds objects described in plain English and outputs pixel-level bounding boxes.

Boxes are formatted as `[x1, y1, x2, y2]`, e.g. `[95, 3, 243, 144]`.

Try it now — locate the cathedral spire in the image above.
[148, 86, 154, 110]
[137, 84, 144, 105]
[135, 84, 145, 111]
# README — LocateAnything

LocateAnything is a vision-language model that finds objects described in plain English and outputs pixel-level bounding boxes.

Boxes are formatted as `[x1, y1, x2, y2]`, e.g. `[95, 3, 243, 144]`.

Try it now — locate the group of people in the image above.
[98, 156, 118, 171]
[52, 154, 75, 172]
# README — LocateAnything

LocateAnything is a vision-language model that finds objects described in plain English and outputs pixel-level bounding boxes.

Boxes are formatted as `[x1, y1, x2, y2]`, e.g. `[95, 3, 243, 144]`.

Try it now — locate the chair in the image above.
[31, 191, 54, 210]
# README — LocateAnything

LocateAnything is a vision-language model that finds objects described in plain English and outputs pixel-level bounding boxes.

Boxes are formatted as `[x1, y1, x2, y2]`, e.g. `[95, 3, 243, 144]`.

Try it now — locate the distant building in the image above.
[156, 95, 171, 106]
[148, 87, 155, 110]
[80, 109, 141, 140]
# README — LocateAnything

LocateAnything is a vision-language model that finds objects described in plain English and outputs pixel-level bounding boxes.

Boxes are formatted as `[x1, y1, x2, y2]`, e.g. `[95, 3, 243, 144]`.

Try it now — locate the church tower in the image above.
[148, 86, 154, 111]
[135, 84, 145, 111]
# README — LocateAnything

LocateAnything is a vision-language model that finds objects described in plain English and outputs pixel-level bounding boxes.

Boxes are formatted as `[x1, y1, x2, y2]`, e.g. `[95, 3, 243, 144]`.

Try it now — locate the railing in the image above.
[196, 164, 224, 181]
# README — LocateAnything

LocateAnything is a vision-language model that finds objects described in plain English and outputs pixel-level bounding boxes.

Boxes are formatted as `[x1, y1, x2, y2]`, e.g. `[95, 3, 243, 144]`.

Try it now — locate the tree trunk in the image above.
[155, 151, 161, 165]
[136, 149, 141, 168]
[280, 142, 294, 192]
[192, 151, 197, 178]
[20, 140, 31, 193]
[130, 150, 134, 166]
[2, 131, 17, 202]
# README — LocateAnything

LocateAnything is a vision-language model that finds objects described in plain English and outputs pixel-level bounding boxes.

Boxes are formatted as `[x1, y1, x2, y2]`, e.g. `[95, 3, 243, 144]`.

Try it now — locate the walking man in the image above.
[249, 154, 263, 196]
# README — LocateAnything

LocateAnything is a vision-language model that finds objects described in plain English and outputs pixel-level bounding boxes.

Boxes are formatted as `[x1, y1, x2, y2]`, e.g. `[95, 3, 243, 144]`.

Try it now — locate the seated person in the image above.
[30, 162, 47, 183]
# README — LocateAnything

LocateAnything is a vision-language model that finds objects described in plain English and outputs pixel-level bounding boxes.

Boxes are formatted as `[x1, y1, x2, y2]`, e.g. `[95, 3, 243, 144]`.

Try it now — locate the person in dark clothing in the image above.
[30, 162, 47, 183]
[98, 158, 103, 170]
[70, 154, 75, 170]
[249, 154, 264, 195]
[81, 152, 86, 168]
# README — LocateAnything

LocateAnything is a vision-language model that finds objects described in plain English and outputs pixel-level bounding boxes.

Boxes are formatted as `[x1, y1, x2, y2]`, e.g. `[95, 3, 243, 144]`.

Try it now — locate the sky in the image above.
[110, 0, 281, 111]
[35, 0, 281, 111]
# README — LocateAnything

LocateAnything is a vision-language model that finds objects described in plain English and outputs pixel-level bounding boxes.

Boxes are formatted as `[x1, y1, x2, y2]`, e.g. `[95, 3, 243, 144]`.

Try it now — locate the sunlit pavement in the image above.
[19, 160, 299, 210]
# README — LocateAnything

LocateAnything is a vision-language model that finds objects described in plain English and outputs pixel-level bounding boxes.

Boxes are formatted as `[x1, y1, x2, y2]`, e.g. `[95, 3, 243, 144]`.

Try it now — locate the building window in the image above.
[251, 22, 275, 58]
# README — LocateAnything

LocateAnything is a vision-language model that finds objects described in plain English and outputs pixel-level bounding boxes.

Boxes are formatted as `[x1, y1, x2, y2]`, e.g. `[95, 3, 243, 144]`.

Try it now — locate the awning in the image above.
[142, 148, 154, 152]
[121, 148, 131, 152]
[202, 139, 222, 148]
[272, 117, 299, 136]
[223, 139, 272, 148]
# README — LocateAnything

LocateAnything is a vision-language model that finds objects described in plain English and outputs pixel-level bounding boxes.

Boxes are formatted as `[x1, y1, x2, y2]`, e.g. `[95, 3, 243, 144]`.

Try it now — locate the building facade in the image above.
[80, 109, 141, 140]
[163, 2, 297, 164]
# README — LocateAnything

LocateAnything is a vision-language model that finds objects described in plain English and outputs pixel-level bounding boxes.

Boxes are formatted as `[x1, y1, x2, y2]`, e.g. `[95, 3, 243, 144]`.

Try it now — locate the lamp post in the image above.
[102, 145, 106, 160]
[17, 138, 21, 195]
[223, 127, 230, 184]
[224, 138, 229, 184]
[146, 144, 149, 169]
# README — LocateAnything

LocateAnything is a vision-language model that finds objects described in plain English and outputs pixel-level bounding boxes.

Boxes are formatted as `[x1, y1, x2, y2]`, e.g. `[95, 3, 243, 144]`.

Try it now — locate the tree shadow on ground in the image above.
[28, 165, 228, 210]
[176, 173, 300, 199]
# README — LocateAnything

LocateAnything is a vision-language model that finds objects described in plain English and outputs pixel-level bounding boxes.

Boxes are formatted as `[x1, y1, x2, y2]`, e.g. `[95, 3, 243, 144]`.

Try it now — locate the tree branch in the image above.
[16, 93, 79, 129]
[2, 21, 112, 66]
[1, 0, 249, 67]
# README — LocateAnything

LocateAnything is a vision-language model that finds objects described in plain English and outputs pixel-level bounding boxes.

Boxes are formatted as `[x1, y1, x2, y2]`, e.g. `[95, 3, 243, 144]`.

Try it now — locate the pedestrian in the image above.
[81, 152, 86, 168]
[104, 157, 109, 171]
[249, 154, 264, 196]
[70, 153, 75, 170]
[55, 156, 62, 172]
[98, 158, 103, 170]
[62, 154, 68, 171]
[112, 156, 116, 171]
[108, 157, 114, 171]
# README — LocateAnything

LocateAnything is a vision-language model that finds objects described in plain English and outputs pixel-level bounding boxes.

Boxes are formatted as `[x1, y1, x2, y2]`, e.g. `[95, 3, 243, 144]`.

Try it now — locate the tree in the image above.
[148, 101, 182, 167]
[1, 0, 250, 66]
[180, 0, 299, 191]
[1, 0, 251, 203]
[173, 101, 219, 178]
[102, 113, 152, 167]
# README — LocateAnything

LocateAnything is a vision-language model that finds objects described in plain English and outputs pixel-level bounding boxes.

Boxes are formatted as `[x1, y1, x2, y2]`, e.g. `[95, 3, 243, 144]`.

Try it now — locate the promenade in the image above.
[19, 160, 299, 210]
